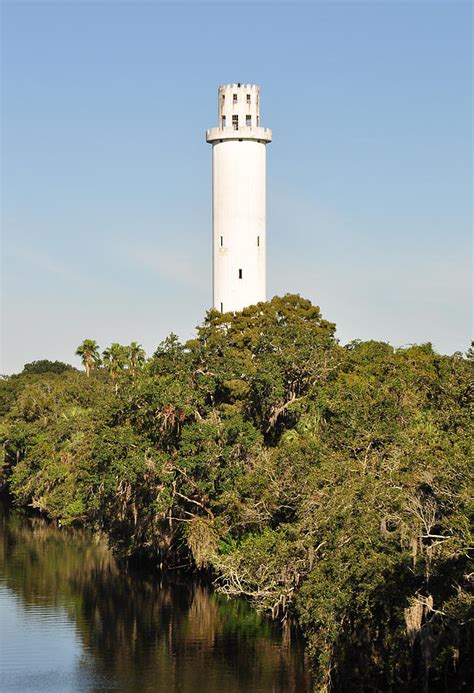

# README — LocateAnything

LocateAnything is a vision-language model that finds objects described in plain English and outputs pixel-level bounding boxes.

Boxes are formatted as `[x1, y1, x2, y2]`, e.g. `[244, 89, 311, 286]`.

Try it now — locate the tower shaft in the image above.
[206, 84, 272, 313]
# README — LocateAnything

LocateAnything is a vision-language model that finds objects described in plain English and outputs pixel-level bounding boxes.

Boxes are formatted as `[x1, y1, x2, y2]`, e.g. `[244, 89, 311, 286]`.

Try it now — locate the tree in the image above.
[102, 343, 128, 387]
[22, 360, 75, 375]
[75, 340, 101, 377]
[127, 342, 146, 377]
[3, 297, 472, 691]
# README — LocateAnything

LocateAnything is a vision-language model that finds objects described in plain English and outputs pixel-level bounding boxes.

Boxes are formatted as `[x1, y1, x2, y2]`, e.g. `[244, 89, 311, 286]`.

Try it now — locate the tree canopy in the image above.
[1, 295, 472, 691]
[21, 359, 76, 375]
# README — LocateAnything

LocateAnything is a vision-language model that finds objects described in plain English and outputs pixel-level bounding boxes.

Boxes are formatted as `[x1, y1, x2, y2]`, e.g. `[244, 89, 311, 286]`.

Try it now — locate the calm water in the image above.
[0, 505, 311, 692]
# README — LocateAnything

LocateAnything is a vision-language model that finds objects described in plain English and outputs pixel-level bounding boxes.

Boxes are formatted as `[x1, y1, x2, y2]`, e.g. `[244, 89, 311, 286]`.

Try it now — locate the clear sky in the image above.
[1, 0, 472, 374]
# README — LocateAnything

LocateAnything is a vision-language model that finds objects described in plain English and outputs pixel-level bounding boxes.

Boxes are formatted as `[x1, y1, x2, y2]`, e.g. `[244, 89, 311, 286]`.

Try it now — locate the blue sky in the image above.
[2, 0, 472, 373]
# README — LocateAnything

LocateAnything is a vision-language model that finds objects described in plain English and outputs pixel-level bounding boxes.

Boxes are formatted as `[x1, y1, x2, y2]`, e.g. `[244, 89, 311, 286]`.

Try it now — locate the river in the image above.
[0, 504, 311, 692]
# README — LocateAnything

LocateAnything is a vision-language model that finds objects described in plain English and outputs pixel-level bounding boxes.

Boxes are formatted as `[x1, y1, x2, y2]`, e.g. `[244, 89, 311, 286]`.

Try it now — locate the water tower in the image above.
[206, 84, 272, 313]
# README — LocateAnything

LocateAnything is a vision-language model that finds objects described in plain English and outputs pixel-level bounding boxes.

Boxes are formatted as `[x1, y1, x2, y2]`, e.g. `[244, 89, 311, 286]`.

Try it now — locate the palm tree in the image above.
[102, 343, 127, 389]
[128, 342, 146, 377]
[75, 339, 101, 377]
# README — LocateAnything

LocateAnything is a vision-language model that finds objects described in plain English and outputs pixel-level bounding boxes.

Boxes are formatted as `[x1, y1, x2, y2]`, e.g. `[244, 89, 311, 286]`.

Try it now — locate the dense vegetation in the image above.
[1, 295, 472, 691]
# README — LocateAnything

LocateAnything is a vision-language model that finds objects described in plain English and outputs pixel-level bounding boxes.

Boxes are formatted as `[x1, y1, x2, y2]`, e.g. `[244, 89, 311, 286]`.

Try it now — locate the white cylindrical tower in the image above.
[206, 83, 272, 313]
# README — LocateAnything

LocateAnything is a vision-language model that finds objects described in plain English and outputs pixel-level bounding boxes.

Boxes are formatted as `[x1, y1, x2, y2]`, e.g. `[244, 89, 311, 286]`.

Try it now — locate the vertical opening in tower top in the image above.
[232, 115, 238, 130]
[238, 269, 243, 279]
[221, 115, 226, 128]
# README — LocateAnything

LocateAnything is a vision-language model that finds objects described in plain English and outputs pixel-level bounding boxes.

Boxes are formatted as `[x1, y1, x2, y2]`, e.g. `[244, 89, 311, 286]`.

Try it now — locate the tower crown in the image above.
[206, 83, 272, 144]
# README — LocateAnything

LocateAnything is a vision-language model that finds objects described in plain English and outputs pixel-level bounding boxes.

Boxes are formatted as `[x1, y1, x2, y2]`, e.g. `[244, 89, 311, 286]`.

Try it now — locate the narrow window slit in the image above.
[238, 269, 243, 279]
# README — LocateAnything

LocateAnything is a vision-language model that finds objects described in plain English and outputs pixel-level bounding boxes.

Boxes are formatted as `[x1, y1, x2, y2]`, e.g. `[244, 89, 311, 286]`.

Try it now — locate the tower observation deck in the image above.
[206, 84, 272, 313]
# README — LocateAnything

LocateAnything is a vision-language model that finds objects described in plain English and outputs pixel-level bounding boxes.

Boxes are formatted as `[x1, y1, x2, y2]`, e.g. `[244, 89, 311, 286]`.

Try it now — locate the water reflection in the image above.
[0, 506, 311, 692]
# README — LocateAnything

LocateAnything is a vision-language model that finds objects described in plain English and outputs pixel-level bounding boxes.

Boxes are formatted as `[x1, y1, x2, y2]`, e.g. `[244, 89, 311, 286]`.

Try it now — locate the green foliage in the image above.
[22, 359, 76, 374]
[75, 339, 101, 377]
[102, 343, 128, 385]
[1, 295, 472, 691]
[127, 341, 146, 376]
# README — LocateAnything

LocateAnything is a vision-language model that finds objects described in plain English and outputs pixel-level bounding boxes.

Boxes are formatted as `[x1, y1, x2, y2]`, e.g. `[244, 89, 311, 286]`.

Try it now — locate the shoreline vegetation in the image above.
[1, 295, 472, 691]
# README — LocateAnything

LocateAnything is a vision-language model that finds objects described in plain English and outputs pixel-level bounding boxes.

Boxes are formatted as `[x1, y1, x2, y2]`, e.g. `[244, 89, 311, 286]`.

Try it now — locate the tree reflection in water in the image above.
[0, 507, 312, 692]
